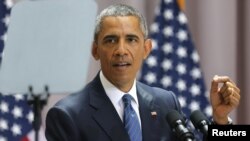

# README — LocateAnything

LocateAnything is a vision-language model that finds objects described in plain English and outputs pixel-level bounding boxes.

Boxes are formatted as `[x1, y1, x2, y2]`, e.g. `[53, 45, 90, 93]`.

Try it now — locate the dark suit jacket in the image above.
[45, 74, 183, 141]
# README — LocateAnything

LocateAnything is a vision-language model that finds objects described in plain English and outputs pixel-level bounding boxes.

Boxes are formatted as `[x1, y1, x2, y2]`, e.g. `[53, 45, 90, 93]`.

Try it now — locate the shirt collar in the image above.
[99, 71, 139, 106]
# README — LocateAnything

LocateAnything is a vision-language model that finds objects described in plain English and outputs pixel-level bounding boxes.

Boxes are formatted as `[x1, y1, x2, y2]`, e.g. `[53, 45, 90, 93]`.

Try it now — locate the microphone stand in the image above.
[27, 85, 50, 141]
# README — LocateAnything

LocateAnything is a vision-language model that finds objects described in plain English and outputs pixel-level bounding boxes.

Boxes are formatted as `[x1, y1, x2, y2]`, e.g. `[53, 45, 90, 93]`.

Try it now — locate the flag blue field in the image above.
[0, 1, 34, 141]
[0, 0, 12, 63]
[0, 94, 34, 141]
[139, 0, 211, 132]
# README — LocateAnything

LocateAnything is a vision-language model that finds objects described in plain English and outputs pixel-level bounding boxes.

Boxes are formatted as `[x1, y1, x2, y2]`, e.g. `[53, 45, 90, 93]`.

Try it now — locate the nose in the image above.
[114, 40, 128, 57]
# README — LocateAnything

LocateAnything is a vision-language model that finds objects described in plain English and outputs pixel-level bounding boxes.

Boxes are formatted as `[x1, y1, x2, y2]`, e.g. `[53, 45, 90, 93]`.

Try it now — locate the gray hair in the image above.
[94, 4, 148, 41]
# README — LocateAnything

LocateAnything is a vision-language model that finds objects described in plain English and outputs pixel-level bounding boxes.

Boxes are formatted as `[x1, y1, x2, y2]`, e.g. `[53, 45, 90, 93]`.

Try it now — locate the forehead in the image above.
[100, 16, 142, 33]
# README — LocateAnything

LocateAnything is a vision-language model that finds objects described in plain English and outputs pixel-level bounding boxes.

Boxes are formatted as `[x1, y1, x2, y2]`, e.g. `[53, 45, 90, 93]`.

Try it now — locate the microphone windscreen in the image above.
[166, 110, 185, 128]
[190, 110, 209, 128]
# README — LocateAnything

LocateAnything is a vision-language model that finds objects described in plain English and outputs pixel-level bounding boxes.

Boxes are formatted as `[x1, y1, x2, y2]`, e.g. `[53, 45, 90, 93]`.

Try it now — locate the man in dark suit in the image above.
[45, 4, 241, 141]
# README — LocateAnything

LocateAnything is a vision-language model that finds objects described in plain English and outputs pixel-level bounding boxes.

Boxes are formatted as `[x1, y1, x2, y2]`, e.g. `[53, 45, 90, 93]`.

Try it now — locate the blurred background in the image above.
[1, 0, 249, 141]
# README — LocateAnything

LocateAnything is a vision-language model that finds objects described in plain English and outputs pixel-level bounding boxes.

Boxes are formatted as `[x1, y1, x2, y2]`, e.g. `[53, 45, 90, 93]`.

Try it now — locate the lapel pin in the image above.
[151, 111, 157, 119]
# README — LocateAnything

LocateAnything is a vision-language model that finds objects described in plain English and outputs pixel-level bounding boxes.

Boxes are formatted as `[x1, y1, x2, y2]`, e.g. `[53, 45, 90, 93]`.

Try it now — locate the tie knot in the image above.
[122, 94, 132, 107]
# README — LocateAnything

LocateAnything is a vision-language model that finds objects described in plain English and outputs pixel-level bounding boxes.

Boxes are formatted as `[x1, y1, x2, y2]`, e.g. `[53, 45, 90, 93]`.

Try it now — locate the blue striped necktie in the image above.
[122, 94, 142, 141]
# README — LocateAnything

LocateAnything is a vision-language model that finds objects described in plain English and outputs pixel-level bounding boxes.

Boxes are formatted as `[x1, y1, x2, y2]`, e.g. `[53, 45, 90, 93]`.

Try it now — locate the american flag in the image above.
[139, 0, 211, 126]
[0, 0, 13, 64]
[0, 94, 34, 141]
[0, 1, 34, 141]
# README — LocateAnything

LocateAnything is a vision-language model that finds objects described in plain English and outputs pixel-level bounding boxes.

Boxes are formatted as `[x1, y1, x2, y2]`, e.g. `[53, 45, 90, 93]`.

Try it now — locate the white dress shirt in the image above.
[99, 71, 141, 127]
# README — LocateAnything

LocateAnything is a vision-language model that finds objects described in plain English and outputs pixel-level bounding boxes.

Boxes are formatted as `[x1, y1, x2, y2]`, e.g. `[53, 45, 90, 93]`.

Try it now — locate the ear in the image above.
[92, 42, 100, 60]
[143, 39, 152, 59]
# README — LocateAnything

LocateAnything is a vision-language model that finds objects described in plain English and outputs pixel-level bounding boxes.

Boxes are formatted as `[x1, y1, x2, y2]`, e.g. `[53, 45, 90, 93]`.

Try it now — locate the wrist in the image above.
[211, 117, 233, 125]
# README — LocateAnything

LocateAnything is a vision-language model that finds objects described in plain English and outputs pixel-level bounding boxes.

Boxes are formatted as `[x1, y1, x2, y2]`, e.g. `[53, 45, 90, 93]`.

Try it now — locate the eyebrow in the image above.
[102, 34, 140, 41]
[103, 35, 118, 40]
[126, 34, 139, 39]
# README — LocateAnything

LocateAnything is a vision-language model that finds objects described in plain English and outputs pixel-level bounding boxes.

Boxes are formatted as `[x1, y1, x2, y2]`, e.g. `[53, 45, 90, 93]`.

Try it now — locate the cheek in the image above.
[99, 50, 113, 64]
[131, 51, 145, 67]
[131, 47, 145, 58]
[98, 48, 108, 58]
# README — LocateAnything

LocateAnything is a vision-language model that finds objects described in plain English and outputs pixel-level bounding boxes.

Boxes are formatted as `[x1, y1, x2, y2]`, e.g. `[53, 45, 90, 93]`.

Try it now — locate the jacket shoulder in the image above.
[137, 81, 182, 111]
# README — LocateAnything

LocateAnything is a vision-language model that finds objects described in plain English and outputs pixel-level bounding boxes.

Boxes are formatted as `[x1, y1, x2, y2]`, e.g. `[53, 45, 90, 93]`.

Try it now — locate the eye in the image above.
[126, 35, 139, 43]
[103, 36, 118, 44]
[127, 37, 137, 43]
[106, 38, 116, 43]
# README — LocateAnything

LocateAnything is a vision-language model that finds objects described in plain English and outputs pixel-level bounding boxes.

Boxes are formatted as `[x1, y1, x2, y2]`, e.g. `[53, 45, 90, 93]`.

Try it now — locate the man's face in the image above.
[92, 16, 152, 92]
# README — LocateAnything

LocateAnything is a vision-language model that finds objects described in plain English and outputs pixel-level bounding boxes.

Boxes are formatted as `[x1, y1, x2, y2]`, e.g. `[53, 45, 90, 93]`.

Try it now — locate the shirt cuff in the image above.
[211, 117, 233, 125]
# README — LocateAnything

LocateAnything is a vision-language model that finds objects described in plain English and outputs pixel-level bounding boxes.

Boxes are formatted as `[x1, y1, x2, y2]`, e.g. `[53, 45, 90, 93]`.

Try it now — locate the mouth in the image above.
[112, 62, 131, 68]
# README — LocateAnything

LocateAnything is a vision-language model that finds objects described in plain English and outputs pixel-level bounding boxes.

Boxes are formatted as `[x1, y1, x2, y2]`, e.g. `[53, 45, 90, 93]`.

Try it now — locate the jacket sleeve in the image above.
[45, 107, 81, 141]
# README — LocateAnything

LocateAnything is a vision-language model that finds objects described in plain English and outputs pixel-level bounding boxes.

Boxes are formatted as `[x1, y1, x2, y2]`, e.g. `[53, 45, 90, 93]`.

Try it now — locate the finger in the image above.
[219, 82, 231, 95]
[217, 75, 237, 86]
[224, 94, 240, 107]
[217, 77, 240, 95]
[221, 88, 234, 103]
[211, 75, 220, 93]
[232, 84, 240, 94]
[220, 86, 234, 98]
[212, 75, 231, 83]
[221, 82, 240, 95]
[222, 88, 240, 104]
[224, 81, 240, 93]
[231, 88, 241, 100]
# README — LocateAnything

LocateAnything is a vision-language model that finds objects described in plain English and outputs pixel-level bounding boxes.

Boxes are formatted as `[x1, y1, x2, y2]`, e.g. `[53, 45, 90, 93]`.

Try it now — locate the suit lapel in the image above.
[137, 83, 161, 141]
[88, 75, 163, 141]
[89, 75, 129, 141]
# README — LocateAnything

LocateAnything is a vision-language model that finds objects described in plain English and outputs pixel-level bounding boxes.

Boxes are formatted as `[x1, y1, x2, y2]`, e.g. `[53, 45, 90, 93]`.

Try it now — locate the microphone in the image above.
[166, 110, 195, 141]
[190, 110, 210, 137]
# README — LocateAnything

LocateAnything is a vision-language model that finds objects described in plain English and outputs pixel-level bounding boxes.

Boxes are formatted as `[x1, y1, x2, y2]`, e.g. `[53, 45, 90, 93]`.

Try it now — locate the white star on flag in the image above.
[4, 0, 14, 9]
[146, 56, 158, 67]
[0, 118, 8, 130]
[162, 59, 172, 71]
[163, 43, 173, 54]
[161, 75, 172, 88]
[150, 23, 159, 33]
[12, 106, 23, 119]
[2, 14, 10, 26]
[178, 12, 187, 24]
[0, 101, 9, 113]
[11, 124, 22, 136]
[163, 26, 173, 37]
[0, 136, 7, 141]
